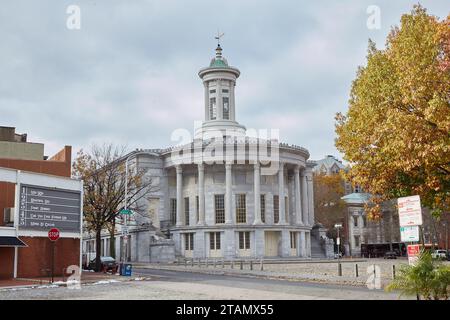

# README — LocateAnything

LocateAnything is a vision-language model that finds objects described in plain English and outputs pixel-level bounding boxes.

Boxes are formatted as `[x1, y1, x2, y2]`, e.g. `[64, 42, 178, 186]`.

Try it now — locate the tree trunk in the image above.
[110, 221, 116, 258]
[95, 227, 102, 272]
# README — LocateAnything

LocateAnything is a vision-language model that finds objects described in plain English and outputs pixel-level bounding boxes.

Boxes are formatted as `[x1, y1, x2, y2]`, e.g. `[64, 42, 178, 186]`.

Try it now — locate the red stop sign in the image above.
[48, 228, 60, 241]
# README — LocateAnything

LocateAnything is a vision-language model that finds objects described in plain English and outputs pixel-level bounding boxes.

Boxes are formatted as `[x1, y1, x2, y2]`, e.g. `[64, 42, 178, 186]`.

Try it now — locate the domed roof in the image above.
[209, 57, 229, 68]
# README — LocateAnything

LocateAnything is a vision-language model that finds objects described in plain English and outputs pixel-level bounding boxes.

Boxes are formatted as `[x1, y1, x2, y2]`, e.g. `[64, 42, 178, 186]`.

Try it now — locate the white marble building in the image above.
[84, 44, 317, 261]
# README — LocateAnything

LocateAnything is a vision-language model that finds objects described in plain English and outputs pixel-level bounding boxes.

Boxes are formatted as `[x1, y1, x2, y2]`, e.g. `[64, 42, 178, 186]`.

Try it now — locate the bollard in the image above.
[222, 260, 225, 268]
[213, 259, 216, 268]
[231, 260, 234, 269]
[250, 260, 253, 270]
[205, 259, 208, 268]
[392, 265, 396, 279]
[338, 262, 342, 276]
[198, 259, 201, 268]
[260, 258, 264, 271]
[185, 259, 187, 267]
[191, 259, 194, 267]
[354, 264, 359, 277]
[240, 260, 243, 270]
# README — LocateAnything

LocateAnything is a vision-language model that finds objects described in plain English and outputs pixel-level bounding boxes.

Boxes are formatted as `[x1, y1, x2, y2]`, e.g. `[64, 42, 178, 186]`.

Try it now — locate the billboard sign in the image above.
[18, 184, 81, 233]
[398, 195, 422, 227]
[407, 244, 421, 266]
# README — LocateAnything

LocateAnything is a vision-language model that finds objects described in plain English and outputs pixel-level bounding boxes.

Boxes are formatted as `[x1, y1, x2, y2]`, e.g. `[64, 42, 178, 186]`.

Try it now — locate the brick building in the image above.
[0, 126, 81, 279]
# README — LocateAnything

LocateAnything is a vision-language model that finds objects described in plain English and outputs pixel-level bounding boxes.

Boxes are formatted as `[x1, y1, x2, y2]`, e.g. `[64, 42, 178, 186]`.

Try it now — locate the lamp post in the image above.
[335, 223, 343, 276]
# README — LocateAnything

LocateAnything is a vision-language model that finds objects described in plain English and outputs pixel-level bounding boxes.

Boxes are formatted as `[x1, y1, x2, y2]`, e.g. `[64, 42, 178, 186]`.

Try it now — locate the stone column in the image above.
[217, 79, 223, 120]
[253, 162, 262, 224]
[204, 82, 209, 120]
[230, 81, 235, 121]
[225, 162, 233, 224]
[307, 172, 315, 226]
[198, 163, 205, 225]
[301, 169, 308, 226]
[278, 162, 286, 224]
[176, 165, 183, 227]
[294, 165, 302, 225]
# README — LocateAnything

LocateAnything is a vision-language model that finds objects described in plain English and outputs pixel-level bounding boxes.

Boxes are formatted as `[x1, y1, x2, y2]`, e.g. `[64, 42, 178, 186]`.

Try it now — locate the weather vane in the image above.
[215, 30, 224, 46]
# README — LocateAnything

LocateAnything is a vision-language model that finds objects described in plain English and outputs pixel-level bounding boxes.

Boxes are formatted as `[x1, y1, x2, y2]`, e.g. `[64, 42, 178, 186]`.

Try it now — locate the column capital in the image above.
[225, 162, 233, 169]
[198, 163, 204, 171]
[294, 165, 300, 174]
[176, 165, 183, 174]
[253, 161, 260, 170]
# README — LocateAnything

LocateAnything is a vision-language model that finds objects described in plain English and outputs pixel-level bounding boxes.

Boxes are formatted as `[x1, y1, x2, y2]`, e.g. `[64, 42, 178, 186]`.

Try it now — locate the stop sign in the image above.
[48, 228, 60, 241]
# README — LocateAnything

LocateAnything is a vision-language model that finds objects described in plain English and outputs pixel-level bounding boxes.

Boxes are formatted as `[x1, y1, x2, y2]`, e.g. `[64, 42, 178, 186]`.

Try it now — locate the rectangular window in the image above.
[239, 231, 250, 250]
[170, 198, 177, 225]
[290, 232, 297, 249]
[222, 89, 229, 93]
[196, 196, 199, 223]
[260, 194, 266, 223]
[209, 97, 217, 120]
[236, 194, 247, 223]
[184, 233, 194, 251]
[223, 97, 229, 120]
[184, 197, 190, 226]
[285, 196, 289, 221]
[209, 89, 216, 94]
[209, 232, 221, 250]
[273, 195, 279, 223]
[354, 216, 358, 227]
[215, 194, 225, 224]
[362, 215, 367, 228]
[354, 235, 360, 247]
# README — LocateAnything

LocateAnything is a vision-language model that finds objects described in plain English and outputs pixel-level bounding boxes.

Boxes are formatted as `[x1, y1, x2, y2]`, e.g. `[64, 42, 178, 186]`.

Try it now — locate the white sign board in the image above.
[398, 195, 422, 227]
[400, 226, 420, 242]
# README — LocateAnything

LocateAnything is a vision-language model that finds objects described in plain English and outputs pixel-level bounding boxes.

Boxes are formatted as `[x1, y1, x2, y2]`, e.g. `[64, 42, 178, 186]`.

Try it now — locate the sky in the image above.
[0, 0, 448, 162]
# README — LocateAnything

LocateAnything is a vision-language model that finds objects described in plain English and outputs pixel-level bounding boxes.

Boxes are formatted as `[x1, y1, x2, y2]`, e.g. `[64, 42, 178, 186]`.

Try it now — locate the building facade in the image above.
[84, 44, 318, 261]
[0, 127, 81, 279]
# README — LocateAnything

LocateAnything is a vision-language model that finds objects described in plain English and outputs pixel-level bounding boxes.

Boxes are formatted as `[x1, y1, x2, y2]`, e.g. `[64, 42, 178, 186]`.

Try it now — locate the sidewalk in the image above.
[0, 271, 129, 290]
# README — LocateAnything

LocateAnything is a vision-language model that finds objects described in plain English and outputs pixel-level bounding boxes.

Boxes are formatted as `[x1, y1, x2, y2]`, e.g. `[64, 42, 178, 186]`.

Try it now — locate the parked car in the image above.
[88, 256, 119, 273]
[431, 250, 447, 260]
[384, 251, 397, 259]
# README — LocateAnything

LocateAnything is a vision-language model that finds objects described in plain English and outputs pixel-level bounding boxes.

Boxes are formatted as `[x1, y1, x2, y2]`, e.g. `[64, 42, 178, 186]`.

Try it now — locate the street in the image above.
[0, 268, 409, 300]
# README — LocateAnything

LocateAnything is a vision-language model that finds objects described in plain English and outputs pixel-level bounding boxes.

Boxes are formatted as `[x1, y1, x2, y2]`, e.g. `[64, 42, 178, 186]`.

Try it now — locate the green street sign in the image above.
[120, 209, 132, 215]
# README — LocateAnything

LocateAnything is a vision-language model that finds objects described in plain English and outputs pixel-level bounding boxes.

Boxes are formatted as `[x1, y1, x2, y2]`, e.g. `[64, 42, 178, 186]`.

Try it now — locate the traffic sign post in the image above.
[48, 228, 60, 283]
[398, 195, 423, 266]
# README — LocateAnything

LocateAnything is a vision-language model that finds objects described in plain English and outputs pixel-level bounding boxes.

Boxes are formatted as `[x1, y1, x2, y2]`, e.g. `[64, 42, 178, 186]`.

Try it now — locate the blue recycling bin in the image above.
[120, 263, 132, 276]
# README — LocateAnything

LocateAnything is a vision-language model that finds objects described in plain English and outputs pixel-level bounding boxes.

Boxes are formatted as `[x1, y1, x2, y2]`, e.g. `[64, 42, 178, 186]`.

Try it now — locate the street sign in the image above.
[19, 184, 81, 232]
[120, 209, 132, 215]
[48, 228, 60, 241]
[400, 226, 420, 242]
[398, 195, 422, 227]
[407, 244, 420, 266]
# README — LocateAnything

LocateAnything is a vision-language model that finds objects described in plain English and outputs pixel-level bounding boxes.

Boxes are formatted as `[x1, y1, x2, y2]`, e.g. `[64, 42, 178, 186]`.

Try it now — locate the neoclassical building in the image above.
[83, 43, 318, 261]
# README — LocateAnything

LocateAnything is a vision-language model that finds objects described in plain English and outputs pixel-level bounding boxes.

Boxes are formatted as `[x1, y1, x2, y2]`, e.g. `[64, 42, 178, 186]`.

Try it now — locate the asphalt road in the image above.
[133, 267, 408, 300]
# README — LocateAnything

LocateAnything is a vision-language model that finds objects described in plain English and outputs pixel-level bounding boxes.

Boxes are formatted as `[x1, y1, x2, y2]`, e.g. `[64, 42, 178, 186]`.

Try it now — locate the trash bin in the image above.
[120, 263, 132, 276]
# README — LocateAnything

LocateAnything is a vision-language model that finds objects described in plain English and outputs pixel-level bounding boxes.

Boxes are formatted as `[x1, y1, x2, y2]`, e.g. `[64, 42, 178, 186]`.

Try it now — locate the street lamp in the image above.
[335, 223, 343, 276]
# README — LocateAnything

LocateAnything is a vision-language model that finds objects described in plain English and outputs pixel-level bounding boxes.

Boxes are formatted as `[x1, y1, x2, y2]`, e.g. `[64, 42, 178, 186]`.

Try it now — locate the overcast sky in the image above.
[0, 1, 448, 162]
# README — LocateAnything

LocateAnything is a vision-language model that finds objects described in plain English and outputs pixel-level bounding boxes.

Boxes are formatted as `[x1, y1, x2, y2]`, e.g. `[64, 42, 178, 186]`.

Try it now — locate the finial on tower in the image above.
[214, 30, 224, 58]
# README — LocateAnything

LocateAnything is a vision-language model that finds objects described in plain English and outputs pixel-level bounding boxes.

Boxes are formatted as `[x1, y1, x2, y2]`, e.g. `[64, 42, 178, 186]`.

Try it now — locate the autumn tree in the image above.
[335, 5, 450, 220]
[72, 144, 155, 271]
[313, 172, 347, 240]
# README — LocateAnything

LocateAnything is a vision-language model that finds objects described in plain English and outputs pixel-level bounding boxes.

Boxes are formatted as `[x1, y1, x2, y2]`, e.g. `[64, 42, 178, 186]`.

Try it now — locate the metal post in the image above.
[392, 265, 396, 279]
[51, 241, 55, 283]
[213, 259, 216, 268]
[354, 264, 358, 277]
[191, 259, 194, 267]
[231, 260, 234, 269]
[260, 258, 264, 271]
[338, 262, 342, 276]
[222, 259, 225, 268]
[205, 258, 208, 268]
[240, 260, 243, 270]
[198, 258, 201, 268]
[250, 260, 253, 270]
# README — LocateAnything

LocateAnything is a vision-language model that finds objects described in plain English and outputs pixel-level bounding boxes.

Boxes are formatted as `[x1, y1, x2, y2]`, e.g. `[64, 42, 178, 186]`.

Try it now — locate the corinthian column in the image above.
[294, 165, 302, 225]
[278, 162, 286, 224]
[301, 169, 308, 225]
[176, 165, 183, 227]
[198, 163, 205, 225]
[253, 162, 262, 224]
[225, 162, 233, 224]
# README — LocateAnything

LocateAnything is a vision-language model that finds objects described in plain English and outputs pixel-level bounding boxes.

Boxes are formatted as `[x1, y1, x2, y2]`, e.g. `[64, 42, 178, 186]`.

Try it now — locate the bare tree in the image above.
[72, 144, 156, 271]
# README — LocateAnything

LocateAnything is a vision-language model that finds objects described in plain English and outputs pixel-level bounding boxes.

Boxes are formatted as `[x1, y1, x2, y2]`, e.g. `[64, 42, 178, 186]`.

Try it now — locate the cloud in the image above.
[0, 0, 448, 162]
